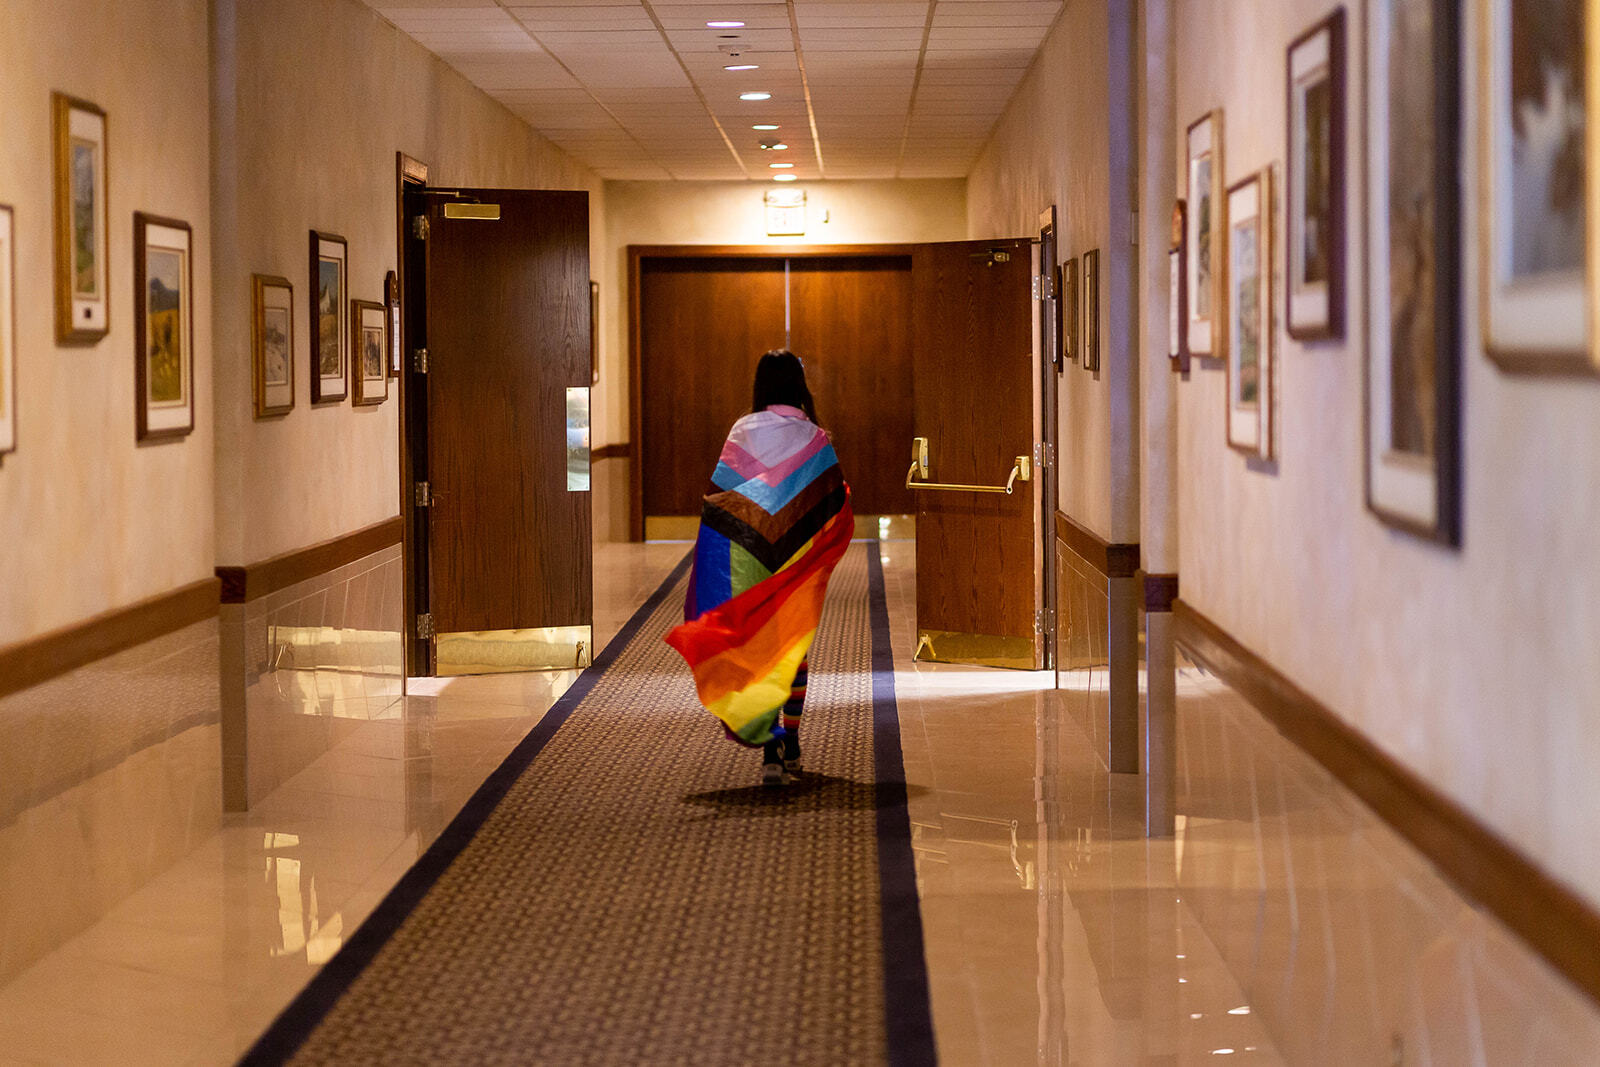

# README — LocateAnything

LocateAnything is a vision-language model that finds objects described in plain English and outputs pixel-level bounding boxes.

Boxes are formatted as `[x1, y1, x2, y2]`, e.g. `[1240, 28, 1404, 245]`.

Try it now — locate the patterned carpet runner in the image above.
[243, 543, 933, 1066]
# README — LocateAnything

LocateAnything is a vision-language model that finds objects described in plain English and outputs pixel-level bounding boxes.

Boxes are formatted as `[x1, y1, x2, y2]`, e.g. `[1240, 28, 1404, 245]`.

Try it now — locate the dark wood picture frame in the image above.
[1364, 0, 1461, 545]
[51, 92, 109, 344]
[252, 273, 294, 418]
[0, 204, 16, 461]
[1062, 256, 1078, 365]
[351, 298, 389, 406]
[1052, 262, 1065, 372]
[385, 270, 401, 379]
[134, 212, 195, 442]
[309, 230, 348, 404]
[1225, 170, 1273, 458]
[1170, 199, 1190, 374]
[1082, 248, 1100, 373]
[1286, 7, 1347, 341]
[1185, 109, 1225, 357]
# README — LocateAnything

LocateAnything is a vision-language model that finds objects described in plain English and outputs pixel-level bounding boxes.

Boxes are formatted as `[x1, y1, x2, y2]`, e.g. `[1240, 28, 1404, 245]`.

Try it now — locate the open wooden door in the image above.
[909, 238, 1040, 668]
[418, 188, 592, 675]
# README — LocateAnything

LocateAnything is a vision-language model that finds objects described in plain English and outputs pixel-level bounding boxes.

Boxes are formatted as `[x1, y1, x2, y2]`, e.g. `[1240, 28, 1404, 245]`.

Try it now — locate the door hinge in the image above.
[1034, 441, 1055, 469]
[411, 215, 430, 241]
[1032, 276, 1042, 300]
[1034, 607, 1056, 635]
[413, 347, 429, 373]
[414, 481, 431, 507]
[416, 613, 435, 640]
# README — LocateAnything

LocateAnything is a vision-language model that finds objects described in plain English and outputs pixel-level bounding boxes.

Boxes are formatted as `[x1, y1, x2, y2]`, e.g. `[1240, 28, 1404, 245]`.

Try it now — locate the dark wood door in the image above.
[910, 238, 1039, 668]
[639, 258, 787, 519]
[425, 189, 592, 672]
[788, 256, 913, 516]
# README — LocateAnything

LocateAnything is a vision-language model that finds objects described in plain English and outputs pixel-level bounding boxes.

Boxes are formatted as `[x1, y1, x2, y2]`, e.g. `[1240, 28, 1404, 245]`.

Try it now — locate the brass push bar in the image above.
[905, 436, 1031, 495]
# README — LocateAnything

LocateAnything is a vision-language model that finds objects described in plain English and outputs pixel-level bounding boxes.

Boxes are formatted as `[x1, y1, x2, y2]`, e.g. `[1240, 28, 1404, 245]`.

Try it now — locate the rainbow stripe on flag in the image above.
[665, 407, 852, 745]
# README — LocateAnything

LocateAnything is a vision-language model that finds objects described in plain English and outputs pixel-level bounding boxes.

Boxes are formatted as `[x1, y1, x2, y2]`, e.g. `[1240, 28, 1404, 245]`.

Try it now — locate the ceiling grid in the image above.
[362, 0, 1064, 181]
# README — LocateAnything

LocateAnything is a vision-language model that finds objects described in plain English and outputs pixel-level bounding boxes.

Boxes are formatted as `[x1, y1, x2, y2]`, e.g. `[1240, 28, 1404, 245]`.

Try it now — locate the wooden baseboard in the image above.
[0, 578, 221, 699]
[1055, 510, 1140, 579]
[217, 516, 403, 604]
[1173, 598, 1600, 1009]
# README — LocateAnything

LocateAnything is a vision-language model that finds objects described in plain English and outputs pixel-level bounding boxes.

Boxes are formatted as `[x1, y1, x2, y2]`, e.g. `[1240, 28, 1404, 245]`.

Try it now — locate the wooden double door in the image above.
[633, 241, 1048, 669]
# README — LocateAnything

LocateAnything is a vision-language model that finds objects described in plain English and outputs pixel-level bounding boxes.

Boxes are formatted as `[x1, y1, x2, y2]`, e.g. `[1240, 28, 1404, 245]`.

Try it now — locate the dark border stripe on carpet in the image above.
[240, 551, 693, 1066]
[868, 543, 938, 1066]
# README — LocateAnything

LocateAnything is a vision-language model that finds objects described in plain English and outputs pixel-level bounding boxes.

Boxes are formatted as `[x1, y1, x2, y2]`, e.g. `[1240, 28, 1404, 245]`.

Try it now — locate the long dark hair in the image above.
[751, 349, 818, 424]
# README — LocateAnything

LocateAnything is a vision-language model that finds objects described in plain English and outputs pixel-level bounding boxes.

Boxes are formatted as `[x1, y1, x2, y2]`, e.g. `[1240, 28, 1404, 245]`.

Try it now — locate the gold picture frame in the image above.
[351, 298, 388, 406]
[51, 92, 109, 344]
[134, 213, 194, 442]
[252, 274, 294, 418]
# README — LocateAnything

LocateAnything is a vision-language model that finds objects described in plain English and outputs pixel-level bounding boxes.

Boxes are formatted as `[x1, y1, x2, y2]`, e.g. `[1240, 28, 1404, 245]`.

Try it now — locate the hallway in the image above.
[1, 541, 1594, 1063]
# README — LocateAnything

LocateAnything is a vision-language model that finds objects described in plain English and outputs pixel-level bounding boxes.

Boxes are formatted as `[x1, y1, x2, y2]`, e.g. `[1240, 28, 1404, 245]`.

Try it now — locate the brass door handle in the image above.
[906, 436, 1032, 495]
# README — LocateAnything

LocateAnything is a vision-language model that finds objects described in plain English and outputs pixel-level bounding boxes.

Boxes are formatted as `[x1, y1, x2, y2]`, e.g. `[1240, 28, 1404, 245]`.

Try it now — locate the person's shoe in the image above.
[782, 729, 801, 775]
[784, 753, 803, 776]
[761, 759, 790, 787]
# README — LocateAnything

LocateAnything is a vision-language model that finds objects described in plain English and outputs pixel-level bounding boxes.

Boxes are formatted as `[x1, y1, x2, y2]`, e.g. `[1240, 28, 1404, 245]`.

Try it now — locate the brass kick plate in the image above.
[443, 203, 501, 220]
[914, 629, 1037, 670]
[436, 625, 592, 675]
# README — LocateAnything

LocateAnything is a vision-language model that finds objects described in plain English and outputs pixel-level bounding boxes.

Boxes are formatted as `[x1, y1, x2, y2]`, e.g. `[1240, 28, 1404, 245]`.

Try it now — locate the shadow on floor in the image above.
[682, 772, 929, 817]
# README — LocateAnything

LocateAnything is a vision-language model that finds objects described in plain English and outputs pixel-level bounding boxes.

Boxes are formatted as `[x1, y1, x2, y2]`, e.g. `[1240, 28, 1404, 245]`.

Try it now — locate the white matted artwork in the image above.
[1479, 0, 1590, 371]
[0, 205, 16, 459]
[1186, 110, 1225, 356]
[52, 93, 109, 343]
[252, 274, 294, 418]
[1226, 170, 1272, 458]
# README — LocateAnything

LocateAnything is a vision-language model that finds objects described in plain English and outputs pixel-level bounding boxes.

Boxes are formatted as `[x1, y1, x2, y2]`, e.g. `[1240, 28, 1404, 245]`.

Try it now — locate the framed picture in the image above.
[0, 205, 16, 461]
[352, 299, 388, 406]
[134, 213, 194, 442]
[309, 231, 348, 403]
[1062, 256, 1078, 365]
[1365, 0, 1461, 544]
[1186, 110, 1225, 356]
[1082, 249, 1101, 374]
[1479, 0, 1591, 371]
[1226, 171, 1273, 457]
[1170, 200, 1190, 373]
[590, 279, 600, 385]
[252, 275, 293, 418]
[385, 270, 401, 378]
[52, 93, 109, 344]
[1286, 8, 1347, 340]
[1053, 263, 1065, 372]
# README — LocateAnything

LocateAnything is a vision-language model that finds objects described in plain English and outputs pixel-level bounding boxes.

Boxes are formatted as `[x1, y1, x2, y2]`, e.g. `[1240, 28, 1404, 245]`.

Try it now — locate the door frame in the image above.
[396, 152, 429, 677]
[626, 242, 915, 542]
[1037, 206, 1060, 675]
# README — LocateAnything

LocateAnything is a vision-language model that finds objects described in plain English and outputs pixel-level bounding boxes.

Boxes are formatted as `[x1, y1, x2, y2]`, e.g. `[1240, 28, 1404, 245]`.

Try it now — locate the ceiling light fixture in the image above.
[770, 142, 788, 150]
[739, 92, 771, 101]
[769, 162, 794, 168]
[707, 20, 745, 28]
[752, 124, 779, 131]
[725, 64, 758, 71]
[773, 173, 798, 182]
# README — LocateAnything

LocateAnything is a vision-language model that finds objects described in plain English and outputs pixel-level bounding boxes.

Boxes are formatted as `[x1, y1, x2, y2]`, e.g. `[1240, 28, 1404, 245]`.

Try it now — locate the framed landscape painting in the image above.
[0, 205, 16, 460]
[134, 213, 194, 442]
[1365, 0, 1461, 544]
[1170, 200, 1190, 374]
[1083, 248, 1101, 373]
[1186, 110, 1225, 357]
[1226, 171, 1273, 458]
[352, 298, 388, 406]
[1062, 256, 1078, 365]
[1286, 8, 1347, 340]
[1479, 0, 1591, 372]
[309, 231, 348, 403]
[52, 93, 108, 344]
[385, 270, 401, 378]
[252, 274, 294, 418]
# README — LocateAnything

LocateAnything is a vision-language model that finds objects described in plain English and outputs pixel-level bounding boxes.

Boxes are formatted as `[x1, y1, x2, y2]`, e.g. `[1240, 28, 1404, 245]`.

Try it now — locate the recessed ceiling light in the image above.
[725, 64, 759, 71]
[752, 124, 779, 131]
[773, 173, 798, 182]
[740, 92, 771, 101]
[707, 20, 745, 28]
[770, 142, 788, 150]
[769, 162, 794, 168]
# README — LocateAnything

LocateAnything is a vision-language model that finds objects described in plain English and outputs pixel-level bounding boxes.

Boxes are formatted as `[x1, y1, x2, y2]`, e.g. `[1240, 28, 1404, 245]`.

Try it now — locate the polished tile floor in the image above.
[2, 540, 1597, 1064]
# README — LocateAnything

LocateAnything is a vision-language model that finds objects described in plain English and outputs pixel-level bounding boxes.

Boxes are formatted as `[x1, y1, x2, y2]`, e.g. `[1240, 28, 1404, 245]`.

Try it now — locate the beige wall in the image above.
[212, 0, 604, 566]
[0, 0, 216, 646]
[967, 1, 1125, 543]
[1173, 0, 1600, 909]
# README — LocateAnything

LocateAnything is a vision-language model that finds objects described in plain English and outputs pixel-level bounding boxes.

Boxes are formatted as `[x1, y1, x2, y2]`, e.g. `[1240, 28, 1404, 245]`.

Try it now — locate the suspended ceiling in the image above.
[360, 1, 1064, 181]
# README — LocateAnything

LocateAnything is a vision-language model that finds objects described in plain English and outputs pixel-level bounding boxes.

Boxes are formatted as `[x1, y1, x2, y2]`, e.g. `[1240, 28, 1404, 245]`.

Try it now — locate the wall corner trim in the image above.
[1172, 598, 1600, 1010]
[1055, 509, 1140, 579]
[217, 516, 403, 604]
[0, 578, 221, 699]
